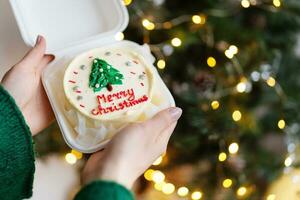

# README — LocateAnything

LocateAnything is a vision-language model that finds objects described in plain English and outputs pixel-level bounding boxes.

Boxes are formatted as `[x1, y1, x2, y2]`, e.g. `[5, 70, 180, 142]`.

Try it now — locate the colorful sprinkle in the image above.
[130, 72, 136, 75]
[73, 86, 79, 91]
[125, 61, 131, 66]
[80, 65, 86, 70]
[89, 56, 93, 59]
[140, 83, 144, 87]
[105, 52, 111, 56]
[117, 53, 122, 56]
[69, 80, 76, 84]
[77, 96, 83, 100]
[75, 90, 82, 93]
[80, 104, 85, 108]
[73, 71, 78, 75]
[138, 74, 145, 80]
[143, 71, 146, 74]
[133, 60, 139, 64]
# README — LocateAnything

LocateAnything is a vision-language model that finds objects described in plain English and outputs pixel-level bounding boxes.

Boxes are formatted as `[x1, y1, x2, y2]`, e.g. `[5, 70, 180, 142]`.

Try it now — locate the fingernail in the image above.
[169, 107, 182, 121]
[35, 35, 42, 45]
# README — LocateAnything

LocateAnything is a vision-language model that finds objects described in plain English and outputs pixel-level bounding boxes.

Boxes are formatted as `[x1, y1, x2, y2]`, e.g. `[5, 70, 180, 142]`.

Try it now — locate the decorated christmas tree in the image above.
[35, 0, 300, 199]
[89, 58, 124, 92]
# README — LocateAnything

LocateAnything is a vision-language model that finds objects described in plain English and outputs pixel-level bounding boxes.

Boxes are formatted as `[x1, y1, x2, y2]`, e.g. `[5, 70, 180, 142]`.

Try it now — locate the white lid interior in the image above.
[10, 0, 129, 52]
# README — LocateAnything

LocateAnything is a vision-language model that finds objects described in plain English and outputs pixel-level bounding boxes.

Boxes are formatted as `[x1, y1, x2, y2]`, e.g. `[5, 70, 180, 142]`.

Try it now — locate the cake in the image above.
[64, 48, 155, 122]
[61, 46, 174, 149]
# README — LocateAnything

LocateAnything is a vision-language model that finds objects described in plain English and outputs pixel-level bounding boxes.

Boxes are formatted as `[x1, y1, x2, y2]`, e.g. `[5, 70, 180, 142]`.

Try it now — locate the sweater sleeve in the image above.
[0, 85, 35, 200]
[74, 181, 134, 200]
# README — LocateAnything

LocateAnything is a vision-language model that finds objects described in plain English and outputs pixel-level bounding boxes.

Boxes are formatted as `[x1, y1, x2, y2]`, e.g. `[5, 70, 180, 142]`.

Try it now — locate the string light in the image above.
[284, 156, 293, 167]
[266, 194, 276, 200]
[115, 32, 124, 41]
[241, 0, 251, 8]
[152, 170, 165, 183]
[154, 182, 165, 191]
[261, 72, 270, 81]
[171, 37, 182, 47]
[278, 119, 286, 129]
[177, 187, 189, 197]
[222, 179, 233, 188]
[229, 45, 239, 54]
[251, 71, 260, 82]
[144, 169, 155, 181]
[163, 44, 174, 56]
[211, 100, 220, 110]
[157, 60, 166, 69]
[232, 110, 242, 121]
[192, 15, 206, 25]
[162, 183, 175, 194]
[191, 191, 203, 200]
[207, 57, 217, 68]
[218, 152, 227, 162]
[153, 156, 163, 165]
[123, 0, 132, 6]
[71, 149, 83, 159]
[192, 15, 201, 24]
[237, 186, 247, 196]
[225, 45, 239, 59]
[236, 81, 247, 93]
[266, 77, 276, 87]
[225, 50, 235, 59]
[142, 19, 155, 30]
[142, 19, 151, 27]
[65, 153, 77, 165]
[229, 143, 239, 154]
[273, 0, 281, 7]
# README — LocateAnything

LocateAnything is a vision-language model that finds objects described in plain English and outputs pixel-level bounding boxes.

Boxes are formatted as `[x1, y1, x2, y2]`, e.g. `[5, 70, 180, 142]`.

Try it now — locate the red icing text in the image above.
[91, 88, 148, 116]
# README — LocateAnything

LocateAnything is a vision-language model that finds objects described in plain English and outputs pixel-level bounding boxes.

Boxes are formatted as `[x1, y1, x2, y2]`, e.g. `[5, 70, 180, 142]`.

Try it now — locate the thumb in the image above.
[17, 35, 46, 69]
[143, 107, 182, 136]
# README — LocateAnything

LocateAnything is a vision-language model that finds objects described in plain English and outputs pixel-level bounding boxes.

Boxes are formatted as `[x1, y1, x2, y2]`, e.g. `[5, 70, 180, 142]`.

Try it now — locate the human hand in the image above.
[81, 107, 182, 189]
[1, 36, 55, 136]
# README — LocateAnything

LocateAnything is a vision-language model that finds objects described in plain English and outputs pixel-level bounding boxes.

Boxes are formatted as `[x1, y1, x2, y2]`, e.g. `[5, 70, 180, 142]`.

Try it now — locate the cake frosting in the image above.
[64, 48, 154, 121]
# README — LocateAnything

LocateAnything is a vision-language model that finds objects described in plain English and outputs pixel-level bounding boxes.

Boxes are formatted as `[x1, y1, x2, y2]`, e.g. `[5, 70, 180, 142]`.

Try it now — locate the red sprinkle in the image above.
[76, 90, 82, 93]
[133, 60, 139, 64]
[130, 72, 136, 75]
[140, 83, 144, 86]
[73, 71, 78, 75]
[80, 104, 85, 108]
[69, 80, 76, 84]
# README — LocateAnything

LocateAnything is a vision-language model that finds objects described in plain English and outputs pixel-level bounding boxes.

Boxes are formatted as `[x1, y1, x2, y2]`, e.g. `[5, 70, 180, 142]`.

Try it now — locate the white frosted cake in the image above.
[62, 46, 174, 148]
[64, 48, 154, 121]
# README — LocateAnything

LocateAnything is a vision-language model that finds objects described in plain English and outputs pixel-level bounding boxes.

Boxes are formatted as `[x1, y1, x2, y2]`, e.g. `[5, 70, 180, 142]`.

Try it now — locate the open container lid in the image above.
[9, 0, 129, 53]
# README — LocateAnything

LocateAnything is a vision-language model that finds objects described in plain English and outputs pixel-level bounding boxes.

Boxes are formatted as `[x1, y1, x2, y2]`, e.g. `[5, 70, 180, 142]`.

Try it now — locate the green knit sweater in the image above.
[0, 85, 134, 200]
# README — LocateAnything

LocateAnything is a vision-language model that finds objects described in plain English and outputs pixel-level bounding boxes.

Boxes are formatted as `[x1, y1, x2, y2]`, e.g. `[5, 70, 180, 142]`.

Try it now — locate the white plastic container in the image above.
[9, 0, 175, 153]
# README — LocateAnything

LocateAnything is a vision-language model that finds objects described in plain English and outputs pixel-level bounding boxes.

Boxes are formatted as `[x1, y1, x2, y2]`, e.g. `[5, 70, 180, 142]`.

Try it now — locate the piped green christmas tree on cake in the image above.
[89, 59, 124, 92]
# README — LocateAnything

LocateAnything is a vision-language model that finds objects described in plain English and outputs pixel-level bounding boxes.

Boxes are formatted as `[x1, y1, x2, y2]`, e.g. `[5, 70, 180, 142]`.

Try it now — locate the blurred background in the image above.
[1, 0, 300, 199]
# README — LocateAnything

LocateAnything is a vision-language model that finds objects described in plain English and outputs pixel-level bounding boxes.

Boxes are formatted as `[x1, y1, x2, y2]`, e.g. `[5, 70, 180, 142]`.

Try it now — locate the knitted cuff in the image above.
[75, 180, 134, 200]
[0, 85, 35, 200]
